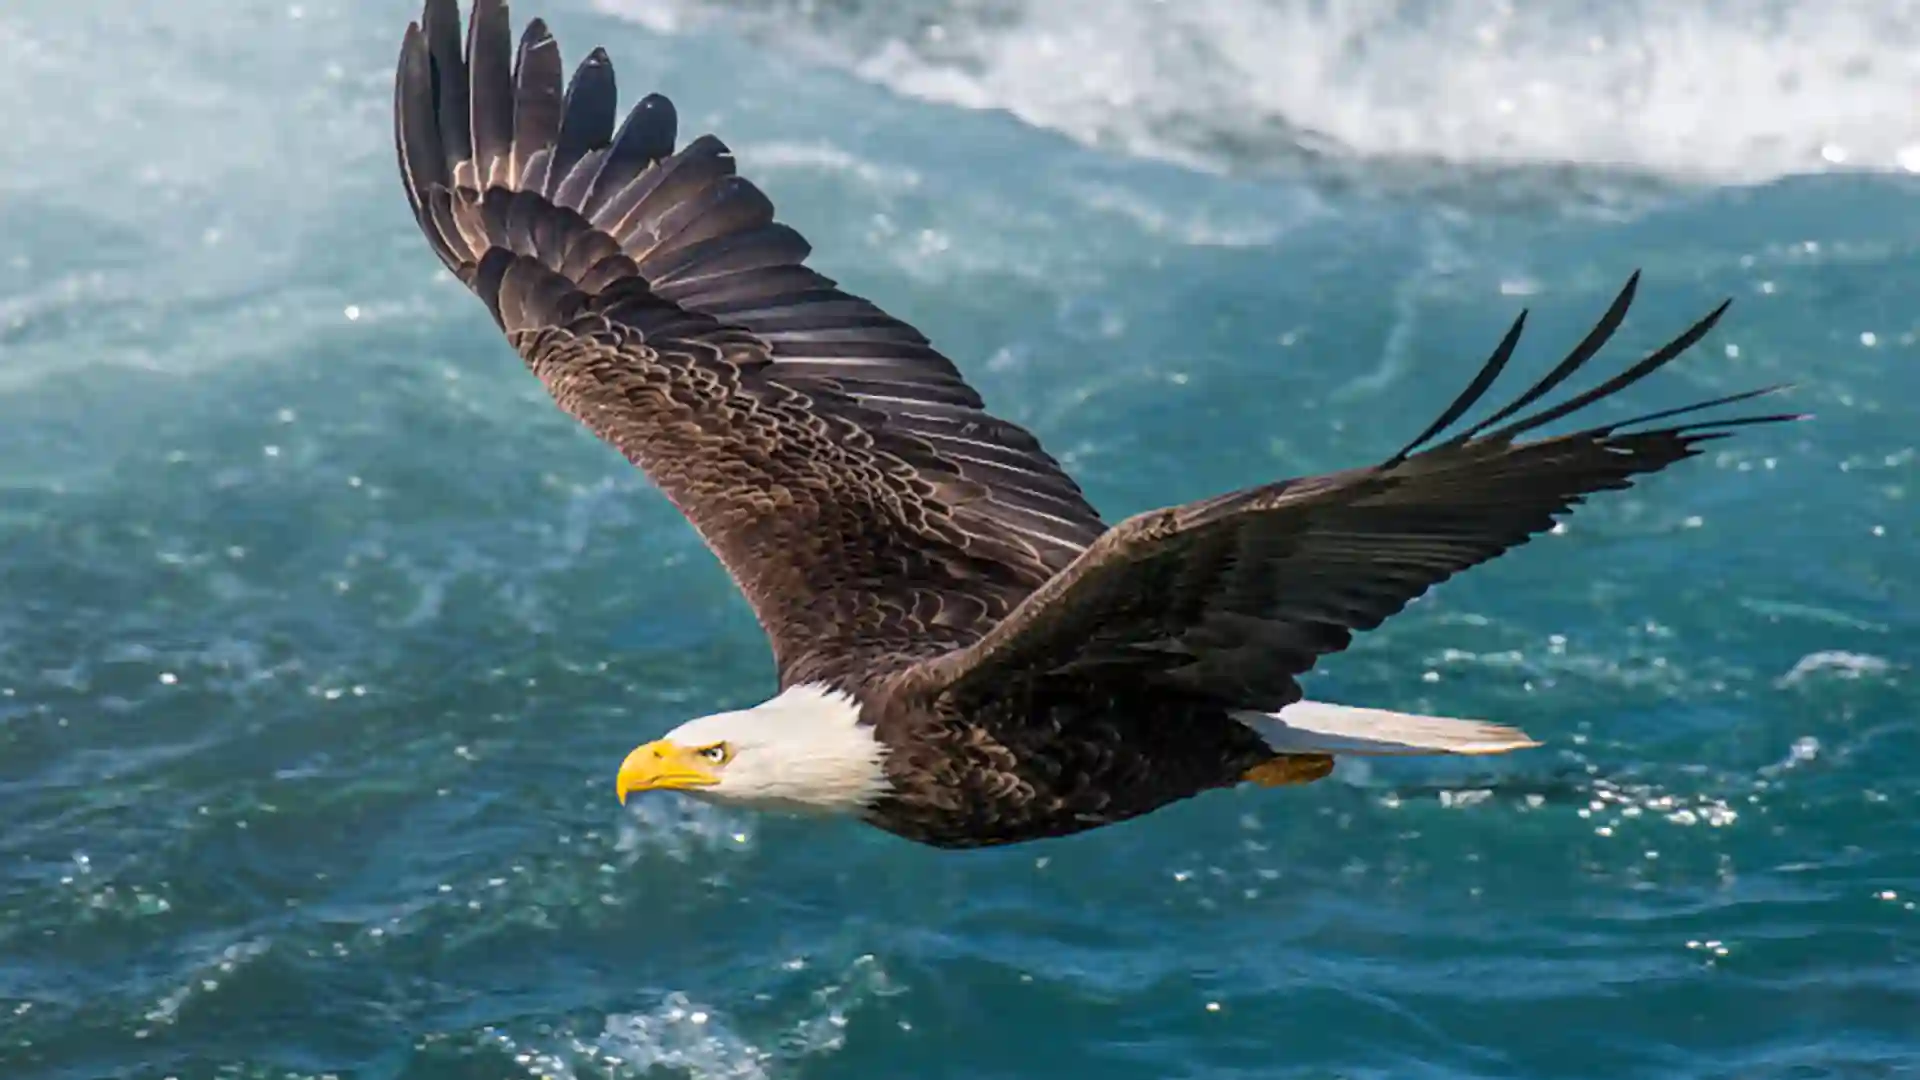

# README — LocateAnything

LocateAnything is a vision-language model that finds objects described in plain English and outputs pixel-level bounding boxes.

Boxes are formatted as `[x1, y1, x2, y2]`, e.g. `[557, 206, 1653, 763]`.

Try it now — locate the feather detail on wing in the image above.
[393, 0, 1107, 684]
[902, 273, 1802, 711]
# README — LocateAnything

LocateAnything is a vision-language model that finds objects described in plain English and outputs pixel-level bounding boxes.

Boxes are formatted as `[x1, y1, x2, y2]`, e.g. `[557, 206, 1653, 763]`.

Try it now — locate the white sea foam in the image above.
[1775, 649, 1895, 686]
[484, 955, 901, 1079]
[598, 0, 1920, 185]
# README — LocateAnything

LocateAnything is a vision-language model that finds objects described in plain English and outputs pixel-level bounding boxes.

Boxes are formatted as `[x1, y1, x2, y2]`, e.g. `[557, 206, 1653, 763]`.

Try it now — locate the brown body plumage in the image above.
[394, 0, 1798, 849]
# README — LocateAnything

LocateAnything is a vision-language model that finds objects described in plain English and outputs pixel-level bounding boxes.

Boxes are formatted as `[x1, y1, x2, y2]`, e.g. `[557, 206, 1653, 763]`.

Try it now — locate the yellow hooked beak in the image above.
[616, 740, 721, 804]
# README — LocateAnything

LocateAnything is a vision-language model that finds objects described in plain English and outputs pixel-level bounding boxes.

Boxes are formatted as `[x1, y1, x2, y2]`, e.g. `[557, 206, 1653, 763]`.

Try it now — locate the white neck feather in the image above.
[662, 682, 892, 814]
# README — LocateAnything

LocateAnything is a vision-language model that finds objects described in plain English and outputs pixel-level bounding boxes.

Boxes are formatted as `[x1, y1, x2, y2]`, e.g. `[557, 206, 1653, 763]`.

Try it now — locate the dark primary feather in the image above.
[904, 277, 1801, 712]
[393, 0, 1107, 685]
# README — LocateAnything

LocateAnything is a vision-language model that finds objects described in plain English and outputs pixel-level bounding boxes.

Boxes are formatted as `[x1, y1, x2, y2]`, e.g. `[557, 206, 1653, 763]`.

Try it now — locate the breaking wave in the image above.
[599, 0, 1920, 185]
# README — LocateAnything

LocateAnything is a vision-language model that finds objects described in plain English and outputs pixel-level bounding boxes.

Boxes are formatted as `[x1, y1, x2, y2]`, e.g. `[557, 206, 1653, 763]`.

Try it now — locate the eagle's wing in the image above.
[902, 275, 1800, 711]
[394, 0, 1107, 685]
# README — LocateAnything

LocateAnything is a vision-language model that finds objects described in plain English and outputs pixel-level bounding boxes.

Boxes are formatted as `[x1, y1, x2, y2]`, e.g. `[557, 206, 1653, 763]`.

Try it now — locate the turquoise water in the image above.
[3, 0, 1917, 1076]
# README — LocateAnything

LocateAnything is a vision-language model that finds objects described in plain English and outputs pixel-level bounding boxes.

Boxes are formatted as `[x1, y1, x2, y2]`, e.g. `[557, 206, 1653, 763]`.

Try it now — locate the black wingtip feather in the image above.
[466, 0, 514, 191]
[1447, 270, 1642, 445]
[510, 19, 564, 187]
[552, 49, 619, 195]
[420, 0, 471, 166]
[1386, 272, 1644, 464]
[1385, 274, 1783, 468]
[394, 23, 433, 213]
[1600, 382, 1792, 433]
[1484, 293, 1733, 444]
[1388, 309, 1528, 465]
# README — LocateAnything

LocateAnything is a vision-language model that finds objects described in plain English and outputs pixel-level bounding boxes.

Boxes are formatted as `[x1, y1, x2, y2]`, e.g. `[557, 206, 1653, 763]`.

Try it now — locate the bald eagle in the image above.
[393, 0, 1797, 848]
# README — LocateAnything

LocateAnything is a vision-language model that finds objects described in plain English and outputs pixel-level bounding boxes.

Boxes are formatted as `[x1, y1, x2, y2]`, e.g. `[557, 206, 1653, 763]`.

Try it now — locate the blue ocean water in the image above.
[2, 0, 1917, 1075]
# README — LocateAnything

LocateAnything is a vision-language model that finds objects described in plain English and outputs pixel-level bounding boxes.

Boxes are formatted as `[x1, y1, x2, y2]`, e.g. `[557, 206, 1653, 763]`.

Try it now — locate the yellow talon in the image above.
[1242, 754, 1336, 788]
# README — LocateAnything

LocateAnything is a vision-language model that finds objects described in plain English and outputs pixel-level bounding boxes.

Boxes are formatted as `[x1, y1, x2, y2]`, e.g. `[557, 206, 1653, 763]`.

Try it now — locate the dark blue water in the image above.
[2, 0, 1916, 1077]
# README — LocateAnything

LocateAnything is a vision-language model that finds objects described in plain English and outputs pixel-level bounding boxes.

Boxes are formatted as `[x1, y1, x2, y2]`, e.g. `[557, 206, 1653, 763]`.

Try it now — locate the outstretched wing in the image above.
[393, 0, 1107, 685]
[901, 274, 1800, 711]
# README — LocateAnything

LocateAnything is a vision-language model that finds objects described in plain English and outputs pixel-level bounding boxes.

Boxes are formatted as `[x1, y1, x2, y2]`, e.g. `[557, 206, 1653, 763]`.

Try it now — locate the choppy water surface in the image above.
[1, 0, 1916, 1076]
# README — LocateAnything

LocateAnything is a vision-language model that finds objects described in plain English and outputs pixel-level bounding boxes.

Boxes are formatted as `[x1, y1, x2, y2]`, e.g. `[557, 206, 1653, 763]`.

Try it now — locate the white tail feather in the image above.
[1231, 699, 1541, 757]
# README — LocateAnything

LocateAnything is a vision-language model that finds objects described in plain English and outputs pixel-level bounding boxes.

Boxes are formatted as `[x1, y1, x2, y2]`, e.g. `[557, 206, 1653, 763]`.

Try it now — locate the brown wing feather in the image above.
[899, 275, 1801, 711]
[393, 0, 1108, 684]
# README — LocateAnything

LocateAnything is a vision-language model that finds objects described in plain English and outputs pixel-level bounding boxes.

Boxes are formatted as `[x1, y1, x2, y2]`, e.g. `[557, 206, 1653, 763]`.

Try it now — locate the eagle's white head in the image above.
[615, 683, 892, 814]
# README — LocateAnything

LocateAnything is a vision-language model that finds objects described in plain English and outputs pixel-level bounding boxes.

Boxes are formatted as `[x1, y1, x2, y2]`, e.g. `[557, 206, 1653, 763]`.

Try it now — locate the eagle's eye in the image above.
[698, 743, 730, 765]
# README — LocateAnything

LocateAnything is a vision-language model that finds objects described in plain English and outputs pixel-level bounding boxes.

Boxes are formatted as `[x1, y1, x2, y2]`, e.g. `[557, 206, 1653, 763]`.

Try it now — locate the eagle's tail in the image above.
[1231, 700, 1541, 757]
